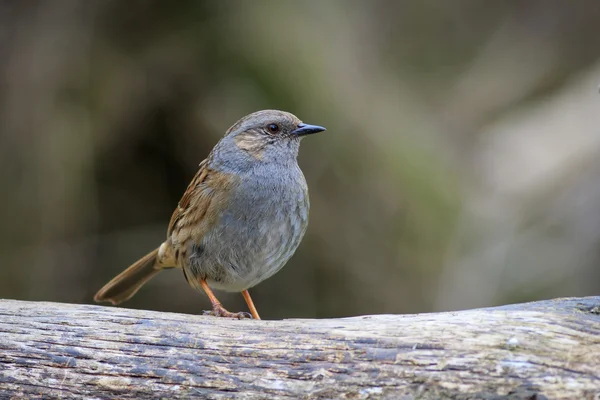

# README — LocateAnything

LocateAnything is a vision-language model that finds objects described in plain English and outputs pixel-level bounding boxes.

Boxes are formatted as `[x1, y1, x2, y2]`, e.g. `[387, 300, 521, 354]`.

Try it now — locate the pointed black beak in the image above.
[291, 123, 326, 137]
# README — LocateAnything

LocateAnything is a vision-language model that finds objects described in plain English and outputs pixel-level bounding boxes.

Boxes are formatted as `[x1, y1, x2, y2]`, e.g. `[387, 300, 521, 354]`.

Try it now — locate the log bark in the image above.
[0, 298, 599, 399]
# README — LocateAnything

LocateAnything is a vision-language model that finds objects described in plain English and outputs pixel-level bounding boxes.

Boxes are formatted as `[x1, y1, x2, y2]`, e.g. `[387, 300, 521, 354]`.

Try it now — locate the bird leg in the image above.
[242, 290, 261, 320]
[199, 279, 252, 319]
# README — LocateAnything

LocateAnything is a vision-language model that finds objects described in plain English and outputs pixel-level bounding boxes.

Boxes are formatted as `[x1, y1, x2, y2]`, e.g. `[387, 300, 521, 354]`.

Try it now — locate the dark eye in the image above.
[267, 123, 280, 134]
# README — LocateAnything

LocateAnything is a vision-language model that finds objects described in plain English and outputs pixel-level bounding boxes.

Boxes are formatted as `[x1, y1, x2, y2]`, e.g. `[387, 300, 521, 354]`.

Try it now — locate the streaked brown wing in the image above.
[166, 159, 238, 254]
[167, 159, 209, 238]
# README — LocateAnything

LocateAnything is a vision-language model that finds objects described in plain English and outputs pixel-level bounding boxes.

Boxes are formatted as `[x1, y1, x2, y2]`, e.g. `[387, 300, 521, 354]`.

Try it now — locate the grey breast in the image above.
[187, 163, 309, 292]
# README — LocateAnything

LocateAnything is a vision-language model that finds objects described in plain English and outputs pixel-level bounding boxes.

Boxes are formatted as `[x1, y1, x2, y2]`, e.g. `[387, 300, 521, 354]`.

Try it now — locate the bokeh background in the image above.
[2, 0, 600, 319]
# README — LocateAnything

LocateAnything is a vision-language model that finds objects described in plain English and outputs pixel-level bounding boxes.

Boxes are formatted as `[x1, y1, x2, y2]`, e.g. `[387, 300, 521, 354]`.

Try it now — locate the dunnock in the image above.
[94, 110, 325, 319]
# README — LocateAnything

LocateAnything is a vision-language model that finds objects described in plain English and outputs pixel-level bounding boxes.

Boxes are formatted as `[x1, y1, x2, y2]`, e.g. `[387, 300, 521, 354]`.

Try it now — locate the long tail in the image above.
[94, 248, 163, 305]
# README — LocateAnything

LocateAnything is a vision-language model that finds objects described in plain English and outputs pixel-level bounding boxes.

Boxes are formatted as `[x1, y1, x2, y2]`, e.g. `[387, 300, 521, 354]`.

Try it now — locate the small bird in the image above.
[94, 110, 325, 320]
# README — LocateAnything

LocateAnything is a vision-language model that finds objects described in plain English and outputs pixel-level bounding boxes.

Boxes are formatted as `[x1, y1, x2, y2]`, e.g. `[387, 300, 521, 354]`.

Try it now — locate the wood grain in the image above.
[0, 297, 599, 399]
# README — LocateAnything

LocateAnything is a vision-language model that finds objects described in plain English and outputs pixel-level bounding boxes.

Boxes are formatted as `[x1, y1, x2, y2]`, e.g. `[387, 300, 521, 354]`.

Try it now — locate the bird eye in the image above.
[267, 123, 280, 134]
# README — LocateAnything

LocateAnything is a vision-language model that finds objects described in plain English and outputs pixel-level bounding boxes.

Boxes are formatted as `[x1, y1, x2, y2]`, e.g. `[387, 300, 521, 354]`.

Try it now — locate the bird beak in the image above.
[291, 123, 326, 137]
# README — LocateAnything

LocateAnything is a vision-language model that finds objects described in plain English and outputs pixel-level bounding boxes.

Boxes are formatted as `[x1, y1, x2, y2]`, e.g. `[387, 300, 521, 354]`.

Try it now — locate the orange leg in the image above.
[199, 279, 251, 319]
[242, 290, 261, 320]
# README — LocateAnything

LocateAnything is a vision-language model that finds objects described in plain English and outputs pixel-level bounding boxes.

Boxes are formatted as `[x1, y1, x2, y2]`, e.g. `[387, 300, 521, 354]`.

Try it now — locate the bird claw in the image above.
[203, 305, 253, 319]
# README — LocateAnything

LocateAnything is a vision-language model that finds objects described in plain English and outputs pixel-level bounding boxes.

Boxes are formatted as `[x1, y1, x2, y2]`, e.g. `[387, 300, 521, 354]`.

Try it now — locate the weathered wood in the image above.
[0, 298, 599, 399]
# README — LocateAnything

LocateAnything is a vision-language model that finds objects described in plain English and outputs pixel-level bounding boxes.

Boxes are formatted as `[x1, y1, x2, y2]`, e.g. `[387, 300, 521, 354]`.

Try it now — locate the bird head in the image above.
[217, 110, 325, 166]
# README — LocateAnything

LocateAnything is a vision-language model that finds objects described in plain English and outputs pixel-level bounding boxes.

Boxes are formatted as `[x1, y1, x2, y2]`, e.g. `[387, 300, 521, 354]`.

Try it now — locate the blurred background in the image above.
[1, 0, 600, 319]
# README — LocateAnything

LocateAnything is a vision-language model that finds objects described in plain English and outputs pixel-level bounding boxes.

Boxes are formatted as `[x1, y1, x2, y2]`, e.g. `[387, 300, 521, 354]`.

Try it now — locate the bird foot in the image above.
[203, 304, 252, 319]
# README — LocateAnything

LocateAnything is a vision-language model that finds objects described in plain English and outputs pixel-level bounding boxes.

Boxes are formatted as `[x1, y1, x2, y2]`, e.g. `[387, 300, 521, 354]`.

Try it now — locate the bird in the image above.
[94, 110, 325, 320]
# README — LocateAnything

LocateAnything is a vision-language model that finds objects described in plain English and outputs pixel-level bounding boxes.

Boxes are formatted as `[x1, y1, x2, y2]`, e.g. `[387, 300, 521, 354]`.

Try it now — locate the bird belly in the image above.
[184, 181, 309, 292]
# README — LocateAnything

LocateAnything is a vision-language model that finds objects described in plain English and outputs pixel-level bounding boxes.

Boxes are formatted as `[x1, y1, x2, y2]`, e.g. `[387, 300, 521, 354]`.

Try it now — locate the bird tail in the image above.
[94, 248, 163, 305]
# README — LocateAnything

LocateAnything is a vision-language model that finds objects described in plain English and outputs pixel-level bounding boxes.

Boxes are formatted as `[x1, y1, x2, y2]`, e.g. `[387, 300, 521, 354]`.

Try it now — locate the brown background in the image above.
[2, 0, 600, 319]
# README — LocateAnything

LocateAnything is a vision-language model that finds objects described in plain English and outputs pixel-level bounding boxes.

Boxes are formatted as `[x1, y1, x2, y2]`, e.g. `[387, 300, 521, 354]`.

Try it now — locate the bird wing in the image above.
[167, 159, 209, 238]
[166, 159, 238, 261]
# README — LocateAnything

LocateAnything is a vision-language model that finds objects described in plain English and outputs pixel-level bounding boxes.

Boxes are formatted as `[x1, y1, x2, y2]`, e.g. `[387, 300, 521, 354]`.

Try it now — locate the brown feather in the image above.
[167, 159, 209, 237]
[167, 161, 238, 254]
[234, 131, 267, 160]
[94, 248, 164, 305]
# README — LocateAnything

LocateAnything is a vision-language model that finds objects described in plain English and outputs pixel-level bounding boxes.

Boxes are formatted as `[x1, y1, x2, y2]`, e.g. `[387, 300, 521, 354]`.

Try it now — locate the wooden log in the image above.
[0, 297, 599, 399]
